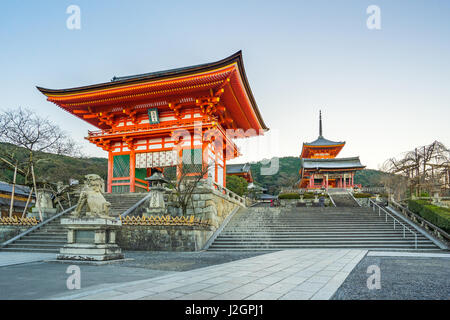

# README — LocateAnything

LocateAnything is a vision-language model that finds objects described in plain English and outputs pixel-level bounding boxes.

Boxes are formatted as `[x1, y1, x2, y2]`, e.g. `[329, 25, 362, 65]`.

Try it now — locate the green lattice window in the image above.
[113, 155, 130, 178]
[112, 185, 130, 193]
[164, 166, 177, 181]
[182, 149, 203, 174]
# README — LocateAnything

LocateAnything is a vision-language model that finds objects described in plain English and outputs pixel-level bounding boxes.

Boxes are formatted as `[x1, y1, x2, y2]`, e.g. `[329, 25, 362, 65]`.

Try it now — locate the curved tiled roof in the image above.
[301, 157, 365, 169]
[226, 163, 251, 174]
[303, 136, 345, 147]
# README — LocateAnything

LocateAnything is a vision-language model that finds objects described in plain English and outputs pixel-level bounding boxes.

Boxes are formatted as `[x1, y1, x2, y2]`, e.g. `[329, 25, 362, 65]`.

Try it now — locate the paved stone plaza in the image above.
[50, 249, 367, 300]
[1, 249, 449, 300]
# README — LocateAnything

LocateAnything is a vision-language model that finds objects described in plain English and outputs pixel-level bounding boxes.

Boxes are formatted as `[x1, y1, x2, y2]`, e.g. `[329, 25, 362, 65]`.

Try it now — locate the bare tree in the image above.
[0, 108, 82, 219]
[169, 162, 211, 216]
[382, 141, 450, 199]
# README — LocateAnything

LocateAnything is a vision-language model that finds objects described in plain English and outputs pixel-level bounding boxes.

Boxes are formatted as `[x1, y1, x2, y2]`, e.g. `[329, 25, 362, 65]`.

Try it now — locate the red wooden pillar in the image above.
[310, 174, 314, 188]
[343, 174, 346, 188]
[107, 152, 113, 193]
[130, 150, 136, 193]
[223, 155, 226, 188]
[351, 172, 354, 187]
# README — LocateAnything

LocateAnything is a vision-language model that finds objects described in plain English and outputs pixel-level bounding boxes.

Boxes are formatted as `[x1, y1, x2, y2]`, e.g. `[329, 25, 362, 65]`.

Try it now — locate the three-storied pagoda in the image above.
[37, 51, 268, 193]
[298, 112, 365, 189]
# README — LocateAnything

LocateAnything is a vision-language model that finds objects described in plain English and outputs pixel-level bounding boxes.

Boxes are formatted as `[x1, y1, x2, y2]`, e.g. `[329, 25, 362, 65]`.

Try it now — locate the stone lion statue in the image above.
[72, 174, 113, 220]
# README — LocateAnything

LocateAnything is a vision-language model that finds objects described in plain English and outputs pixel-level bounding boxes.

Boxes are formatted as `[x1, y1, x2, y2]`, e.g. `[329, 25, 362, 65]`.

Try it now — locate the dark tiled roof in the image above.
[0, 197, 32, 209]
[301, 157, 365, 170]
[0, 181, 32, 197]
[226, 163, 251, 174]
[303, 136, 345, 147]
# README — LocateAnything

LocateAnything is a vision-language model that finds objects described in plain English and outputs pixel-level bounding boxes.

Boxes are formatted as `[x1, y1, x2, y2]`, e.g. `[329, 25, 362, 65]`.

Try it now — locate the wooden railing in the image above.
[0, 216, 40, 226]
[120, 215, 211, 227]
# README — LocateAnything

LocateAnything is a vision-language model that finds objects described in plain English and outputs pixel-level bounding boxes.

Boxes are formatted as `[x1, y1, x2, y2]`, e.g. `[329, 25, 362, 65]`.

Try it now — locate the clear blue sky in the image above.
[1, 0, 449, 170]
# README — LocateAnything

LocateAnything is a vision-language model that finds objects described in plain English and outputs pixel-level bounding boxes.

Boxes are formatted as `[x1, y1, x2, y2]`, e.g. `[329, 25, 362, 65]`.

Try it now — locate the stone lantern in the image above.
[144, 171, 170, 217]
[431, 184, 441, 205]
[29, 187, 57, 220]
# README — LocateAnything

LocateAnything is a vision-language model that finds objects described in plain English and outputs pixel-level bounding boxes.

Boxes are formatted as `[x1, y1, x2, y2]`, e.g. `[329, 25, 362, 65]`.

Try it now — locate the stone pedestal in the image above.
[57, 218, 123, 261]
[28, 207, 58, 220]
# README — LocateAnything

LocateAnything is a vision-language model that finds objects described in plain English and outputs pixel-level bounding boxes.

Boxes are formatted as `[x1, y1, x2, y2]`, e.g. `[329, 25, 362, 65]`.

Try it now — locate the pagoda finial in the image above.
[319, 110, 323, 138]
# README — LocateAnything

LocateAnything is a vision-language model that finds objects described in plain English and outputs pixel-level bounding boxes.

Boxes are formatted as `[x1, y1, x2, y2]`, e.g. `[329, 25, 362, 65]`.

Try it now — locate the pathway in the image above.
[51, 249, 368, 300]
[0, 252, 56, 267]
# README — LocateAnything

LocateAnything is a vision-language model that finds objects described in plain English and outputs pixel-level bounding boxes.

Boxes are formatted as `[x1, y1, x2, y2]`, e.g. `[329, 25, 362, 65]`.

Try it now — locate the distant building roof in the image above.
[0, 181, 32, 197]
[247, 183, 267, 191]
[301, 157, 365, 170]
[258, 194, 277, 200]
[226, 163, 251, 174]
[303, 136, 345, 147]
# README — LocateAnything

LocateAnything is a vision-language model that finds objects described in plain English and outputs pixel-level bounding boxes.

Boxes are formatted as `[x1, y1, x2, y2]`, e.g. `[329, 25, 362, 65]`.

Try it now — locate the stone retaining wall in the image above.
[120, 185, 244, 251]
[117, 225, 215, 251]
[0, 226, 28, 243]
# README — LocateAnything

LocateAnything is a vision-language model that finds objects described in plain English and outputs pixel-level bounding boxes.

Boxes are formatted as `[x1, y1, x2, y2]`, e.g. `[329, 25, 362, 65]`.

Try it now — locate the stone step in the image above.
[25, 235, 67, 240]
[0, 247, 59, 253]
[208, 245, 441, 251]
[14, 239, 67, 245]
[208, 205, 440, 251]
[7, 243, 65, 249]
[216, 235, 429, 240]
[211, 238, 433, 245]
[223, 227, 408, 231]
[210, 244, 435, 249]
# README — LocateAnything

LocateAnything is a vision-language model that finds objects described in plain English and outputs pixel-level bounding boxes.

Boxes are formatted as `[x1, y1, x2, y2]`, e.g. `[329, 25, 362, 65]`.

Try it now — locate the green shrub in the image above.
[278, 193, 300, 199]
[408, 200, 450, 233]
[226, 175, 248, 196]
[301, 193, 313, 199]
[353, 193, 372, 198]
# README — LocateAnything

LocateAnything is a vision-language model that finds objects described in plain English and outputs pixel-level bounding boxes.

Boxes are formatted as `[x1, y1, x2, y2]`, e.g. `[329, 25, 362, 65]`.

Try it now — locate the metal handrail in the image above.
[0, 205, 77, 248]
[390, 199, 450, 242]
[118, 193, 153, 219]
[327, 192, 336, 207]
[368, 199, 417, 249]
[349, 192, 361, 207]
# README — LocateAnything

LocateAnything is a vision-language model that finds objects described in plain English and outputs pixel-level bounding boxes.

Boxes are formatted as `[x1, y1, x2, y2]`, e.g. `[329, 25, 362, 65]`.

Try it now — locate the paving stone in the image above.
[175, 290, 218, 300]
[307, 275, 333, 284]
[79, 290, 125, 300]
[203, 281, 244, 294]
[172, 282, 213, 294]
[139, 291, 185, 300]
[113, 290, 156, 300]
[293, 281, 325, 293]
[279, 290, 314, 300]
[245, 291, 284, 300]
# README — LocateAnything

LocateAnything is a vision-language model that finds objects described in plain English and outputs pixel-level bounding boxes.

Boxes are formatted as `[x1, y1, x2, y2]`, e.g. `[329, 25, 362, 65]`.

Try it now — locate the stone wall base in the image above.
[0, 226, 28, 243]
[117, 225, 214, 251]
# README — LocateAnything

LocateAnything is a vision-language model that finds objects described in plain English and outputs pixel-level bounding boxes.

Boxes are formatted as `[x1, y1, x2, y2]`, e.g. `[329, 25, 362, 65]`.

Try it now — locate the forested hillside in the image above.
[0, 143, 386, 193]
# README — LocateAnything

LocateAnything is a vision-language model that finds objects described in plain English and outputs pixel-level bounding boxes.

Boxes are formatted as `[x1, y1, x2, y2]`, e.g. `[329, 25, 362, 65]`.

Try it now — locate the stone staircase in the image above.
[104, 193, 148, 217]
[328, 189, 359, 207]
[0, 193, 147, 253]
[207, 206, 440, 251]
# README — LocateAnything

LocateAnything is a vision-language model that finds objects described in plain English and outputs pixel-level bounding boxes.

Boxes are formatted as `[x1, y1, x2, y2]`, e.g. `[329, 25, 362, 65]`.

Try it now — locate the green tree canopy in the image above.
[226, 175, 248, 196]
